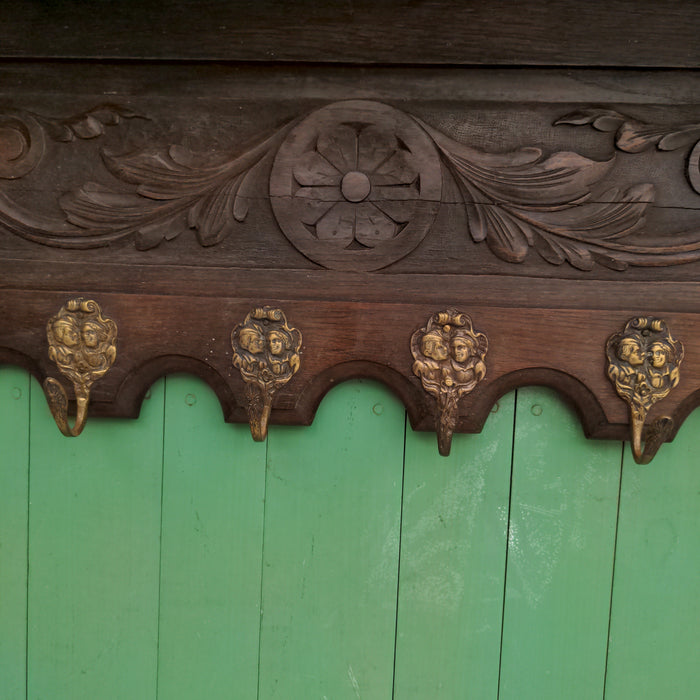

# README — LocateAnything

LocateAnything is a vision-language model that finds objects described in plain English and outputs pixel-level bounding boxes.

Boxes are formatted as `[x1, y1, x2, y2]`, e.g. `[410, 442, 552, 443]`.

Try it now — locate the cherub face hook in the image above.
[44, 298, 117, 436]
[606, 316, 683, 464]
[231, 306, 302, 441]
[411, 309, 488, 456]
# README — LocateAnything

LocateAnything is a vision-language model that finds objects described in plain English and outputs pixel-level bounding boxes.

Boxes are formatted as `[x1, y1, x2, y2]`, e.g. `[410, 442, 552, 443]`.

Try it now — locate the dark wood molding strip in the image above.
[2, 1, 700, 68]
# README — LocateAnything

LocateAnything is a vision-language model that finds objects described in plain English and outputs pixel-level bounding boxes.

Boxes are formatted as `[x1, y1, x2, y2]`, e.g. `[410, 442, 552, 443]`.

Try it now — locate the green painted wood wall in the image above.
[1, 366, 699, 699]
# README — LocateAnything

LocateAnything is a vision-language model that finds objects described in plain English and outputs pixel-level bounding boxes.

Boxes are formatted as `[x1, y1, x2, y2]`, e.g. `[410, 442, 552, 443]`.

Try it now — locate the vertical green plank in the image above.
[258, 380, 405, 700]
[157, 376, 266, 699]
[393, 393, 515, 699]
[27, 377, 164, 700]
[498, 387, 622, 700]
[0, 367, 30, 698]
[605, 409, 700, 698]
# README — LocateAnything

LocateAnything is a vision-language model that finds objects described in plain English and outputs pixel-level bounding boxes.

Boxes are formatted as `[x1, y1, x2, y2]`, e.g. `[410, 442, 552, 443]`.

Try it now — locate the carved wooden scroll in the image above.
[2, 99, 695, 269]
[3, 64, 700, 458]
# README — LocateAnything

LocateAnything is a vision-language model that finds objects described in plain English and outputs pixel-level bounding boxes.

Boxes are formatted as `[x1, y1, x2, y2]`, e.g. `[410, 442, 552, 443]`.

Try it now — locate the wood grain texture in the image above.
[4, 288, 700, 446]
[258, 380, 405, 699]
[393, 393, 515, 698]
[1, 62, 700, 454]
[604, 408, 700, 698]
[1, 1, 699, 67]
[498, 388, 622, 700]
[2, 8, 700, 453]
[0, 367, 29, 698]
[1, 91, 698, 273]
[26, 377, 165, 699]
[157, 376, 266, 698]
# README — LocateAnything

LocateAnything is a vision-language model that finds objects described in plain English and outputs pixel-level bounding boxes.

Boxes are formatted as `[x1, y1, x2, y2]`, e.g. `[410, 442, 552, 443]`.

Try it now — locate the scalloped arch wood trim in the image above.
[4, 346, 693, 449]
[3, 66, 700, 457]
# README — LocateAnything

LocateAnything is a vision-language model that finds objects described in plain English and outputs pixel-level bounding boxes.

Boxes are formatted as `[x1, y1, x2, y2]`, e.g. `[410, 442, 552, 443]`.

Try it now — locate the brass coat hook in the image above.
[411, 309, 488, 456]
[231, 306, 302, 441]
[44, 298, 117, 437]
[606, 317, 683, 464]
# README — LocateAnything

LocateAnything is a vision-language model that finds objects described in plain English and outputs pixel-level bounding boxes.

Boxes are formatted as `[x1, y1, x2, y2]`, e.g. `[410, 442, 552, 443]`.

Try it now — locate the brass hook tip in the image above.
[43, 377, 88, 437]
[249, 422, 267, 442]
[630, 411, 674, 465]
[248, 398, 271, 442]
[437, 429, 453, 456]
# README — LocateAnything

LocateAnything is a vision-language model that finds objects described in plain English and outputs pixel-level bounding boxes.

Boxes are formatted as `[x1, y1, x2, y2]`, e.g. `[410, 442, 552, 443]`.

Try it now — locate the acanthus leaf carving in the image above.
[34, 104, 142, 144]
[554, 108, 700, 195]
[417, 119, 656, 271]
[554, 109, 700, 154]
[0, 105, 141, 181]
[59, 129, 288, 249]
[4, 100, 700, 270]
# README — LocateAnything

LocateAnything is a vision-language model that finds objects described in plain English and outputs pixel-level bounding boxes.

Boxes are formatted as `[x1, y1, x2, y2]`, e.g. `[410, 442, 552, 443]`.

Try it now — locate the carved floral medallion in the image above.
[269, 100, 442, 270]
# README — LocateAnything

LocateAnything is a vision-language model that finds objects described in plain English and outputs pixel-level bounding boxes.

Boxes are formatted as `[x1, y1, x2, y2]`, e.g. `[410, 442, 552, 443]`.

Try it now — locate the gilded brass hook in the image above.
[44, 298, 117, 437]
[231, 307, 302, 441]
[606, 317, 683, 464]
[411, 309, 488, 456]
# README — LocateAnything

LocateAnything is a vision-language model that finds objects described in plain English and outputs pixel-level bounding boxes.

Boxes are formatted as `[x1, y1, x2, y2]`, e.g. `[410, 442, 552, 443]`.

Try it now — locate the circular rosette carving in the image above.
[0, 114, 46, 179]
[269, 100, 442, 271]
[46, 298, 118, 390]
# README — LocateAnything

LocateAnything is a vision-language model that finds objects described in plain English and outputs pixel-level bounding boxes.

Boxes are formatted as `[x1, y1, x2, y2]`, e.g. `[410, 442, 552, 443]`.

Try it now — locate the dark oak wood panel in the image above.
[3, 65, 700, 281]
[2, 1, 700, 68]
[2, 288, 700, 442]
[2, 8, 700, 455]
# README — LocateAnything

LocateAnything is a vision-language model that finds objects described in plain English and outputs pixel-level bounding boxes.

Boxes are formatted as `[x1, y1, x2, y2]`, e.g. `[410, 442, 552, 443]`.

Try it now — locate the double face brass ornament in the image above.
[411, 309, 488, 456]
[231, 307, 302, 441]
[44, 298, 117, 436]
[606, 317, 684, 464]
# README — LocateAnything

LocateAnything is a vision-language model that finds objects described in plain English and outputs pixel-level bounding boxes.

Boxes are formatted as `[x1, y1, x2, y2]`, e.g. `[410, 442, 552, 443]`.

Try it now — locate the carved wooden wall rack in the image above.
[2, 3, 700, 460]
